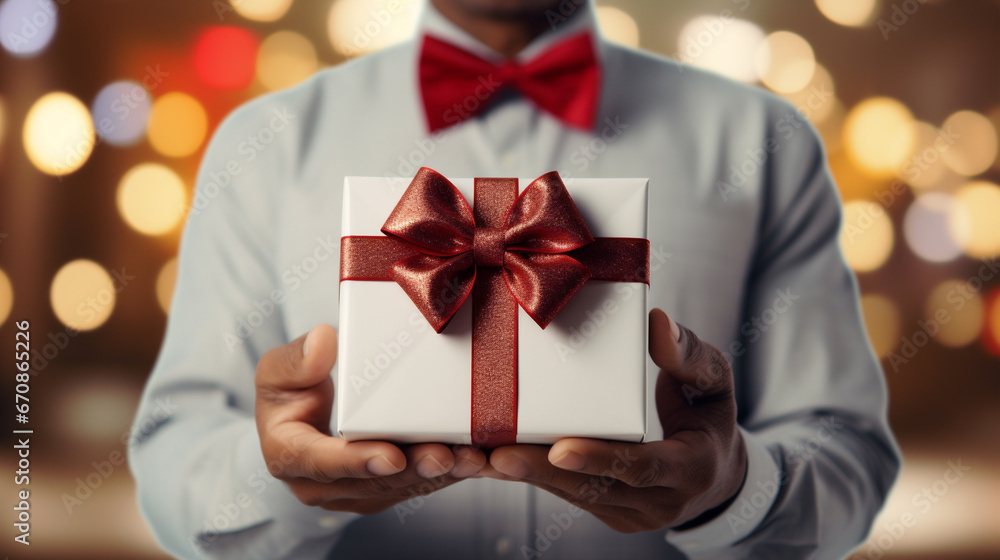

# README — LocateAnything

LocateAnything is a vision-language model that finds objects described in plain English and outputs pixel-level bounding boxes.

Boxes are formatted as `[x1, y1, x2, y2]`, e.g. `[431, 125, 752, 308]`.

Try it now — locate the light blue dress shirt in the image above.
[129, 2, 900, 559]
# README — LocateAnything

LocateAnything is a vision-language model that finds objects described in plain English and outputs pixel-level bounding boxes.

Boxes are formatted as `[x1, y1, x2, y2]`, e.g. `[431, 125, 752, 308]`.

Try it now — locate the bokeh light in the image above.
[829, 149, 888, 202]
[989, 105, 1000, 172]
[949, 181, 1000, 258]
[840, 200, 895, 273]
[147, 92, 208, 158]
[328, 0, 420, 58]
[91, 80, 152, 146]
[116, 163, 188, 236]
[0, 267, 12, 326]
[59, 381, 139, 442]
[596, 6, 639, 48]
[815, 98, 846, 151]
[903, 193, 964, 263]
[194, 26, 259, 90]
[940, 110, 998, 177]
[156, 258, 178, 314]
[0, 0, 58, 56]
[50, 259, 116, 331]
[860, 293, 900, 357]
[901, 122, 958, 192]
[925, 280, 984, 348]
[755, 30, 816, 94]
[675, 16, 764, 83]
[843, 97, 916, 177]
[256, 30, 319, 91]
[229, 0, 293, 22]
[780, 64, 836, 124]
[22, 91, 95, 175]
[815, 0, 880, 27]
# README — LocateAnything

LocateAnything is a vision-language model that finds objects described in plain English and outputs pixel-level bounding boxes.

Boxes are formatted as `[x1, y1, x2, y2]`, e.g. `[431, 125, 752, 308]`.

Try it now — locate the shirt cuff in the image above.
[194, 424, 359, 557]
[665, 426, 779, 555]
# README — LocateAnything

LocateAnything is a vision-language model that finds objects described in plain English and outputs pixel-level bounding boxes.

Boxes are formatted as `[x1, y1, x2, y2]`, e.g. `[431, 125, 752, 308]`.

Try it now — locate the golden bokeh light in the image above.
[0, 268, 12, 326]
[328, 0, 420, 57]
[815, 98, 846, 151]
[949, 181, 1000, 258]
[940, 110, 998, 177]
[843, 97, 916, 177]
[901, 122, 956, 191]
[755, 31, 816, 94]
[22, 92, 95, 175]
[676, 16, 765, 83]
[148, 92, 208, 158]
[925, 280, 984, 348]
[156, 258, 178, 314]
[989, 105, 1000, 172]
[116, 163, 188, 236]
[596, 6, 639, 48]
[230, 0, 293, 22]
[815, 0, 880, 27]
[829, 150, 887, 202]
[840, 200, 895, 273]
[781, 64, 836, 124]
[50, 260, 116, 331]
[860, 294, 900, 358]
[257, 30, 320, 91]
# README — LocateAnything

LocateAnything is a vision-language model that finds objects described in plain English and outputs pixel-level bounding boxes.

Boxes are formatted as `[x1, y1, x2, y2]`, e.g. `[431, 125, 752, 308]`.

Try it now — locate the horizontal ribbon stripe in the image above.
[341, 236, 650, 284]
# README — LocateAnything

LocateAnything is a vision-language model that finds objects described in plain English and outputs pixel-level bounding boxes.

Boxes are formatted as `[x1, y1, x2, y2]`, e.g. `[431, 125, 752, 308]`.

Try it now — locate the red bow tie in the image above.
[418, 33, 600, 133]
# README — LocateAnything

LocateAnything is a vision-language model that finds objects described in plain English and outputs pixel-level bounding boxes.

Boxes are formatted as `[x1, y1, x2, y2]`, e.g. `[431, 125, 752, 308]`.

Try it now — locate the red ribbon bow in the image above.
[381, 168, 596, 332]
[340, 169, 649, 447]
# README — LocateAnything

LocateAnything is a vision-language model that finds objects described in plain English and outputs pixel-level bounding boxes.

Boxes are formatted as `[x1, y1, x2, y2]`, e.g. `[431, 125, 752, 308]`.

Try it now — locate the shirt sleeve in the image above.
[127, 89, 358, 560]
[665, 113, 901, 559]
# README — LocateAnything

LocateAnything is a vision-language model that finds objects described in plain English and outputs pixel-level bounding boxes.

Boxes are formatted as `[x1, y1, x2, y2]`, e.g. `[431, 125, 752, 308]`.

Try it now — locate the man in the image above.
[129, 0, 900, 558]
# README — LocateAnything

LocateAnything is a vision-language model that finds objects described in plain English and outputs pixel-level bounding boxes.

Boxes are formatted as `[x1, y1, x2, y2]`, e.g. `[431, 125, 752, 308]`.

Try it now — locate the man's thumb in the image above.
[650, 309, 732, 394]
[257, 324, 338, 392]
[649, 308, 683, 371]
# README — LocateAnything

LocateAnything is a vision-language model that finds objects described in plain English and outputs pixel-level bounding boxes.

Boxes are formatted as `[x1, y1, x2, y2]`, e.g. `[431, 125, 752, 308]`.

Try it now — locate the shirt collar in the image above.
[418, 0, 598, 64]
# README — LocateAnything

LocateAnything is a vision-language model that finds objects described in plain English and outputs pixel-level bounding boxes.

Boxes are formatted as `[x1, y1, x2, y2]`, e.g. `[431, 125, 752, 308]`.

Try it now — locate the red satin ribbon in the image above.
[419, 33, 601, 132]
[340, 168, 649, 447]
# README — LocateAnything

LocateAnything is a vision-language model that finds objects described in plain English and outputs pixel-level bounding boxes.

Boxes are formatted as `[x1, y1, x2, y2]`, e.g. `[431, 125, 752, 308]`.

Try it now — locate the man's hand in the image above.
[483, 308, 747, 532]
[255, 324, 487, 514]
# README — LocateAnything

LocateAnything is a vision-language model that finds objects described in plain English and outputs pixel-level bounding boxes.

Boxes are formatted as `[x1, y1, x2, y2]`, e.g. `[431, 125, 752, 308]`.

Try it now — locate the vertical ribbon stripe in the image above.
[471, 178, 519, 448]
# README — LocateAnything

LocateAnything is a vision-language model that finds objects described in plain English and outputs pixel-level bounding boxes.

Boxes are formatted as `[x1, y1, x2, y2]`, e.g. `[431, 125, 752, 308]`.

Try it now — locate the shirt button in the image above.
[501, 152, 517, 169]
[495, 536, 512, 556]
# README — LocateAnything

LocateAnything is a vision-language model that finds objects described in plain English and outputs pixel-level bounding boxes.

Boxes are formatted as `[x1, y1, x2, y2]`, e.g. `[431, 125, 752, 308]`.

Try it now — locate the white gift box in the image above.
[336, 175, 649, 445]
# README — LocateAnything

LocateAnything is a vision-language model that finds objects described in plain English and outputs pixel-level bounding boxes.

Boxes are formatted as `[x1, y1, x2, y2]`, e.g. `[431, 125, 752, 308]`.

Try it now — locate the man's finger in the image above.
[489, 445, 677, 512]
[451, 445, 489, 479]
[547, 438, 696, 488]
[288, 446, 485, 501]
[404, 443, 457, 478]
[518, 477, 667, 529]
[264, 423, 407, 482]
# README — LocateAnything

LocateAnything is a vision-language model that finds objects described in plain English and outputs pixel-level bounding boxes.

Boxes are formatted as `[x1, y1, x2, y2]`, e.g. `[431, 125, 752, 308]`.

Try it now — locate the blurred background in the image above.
[0, 0, 998, 558]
